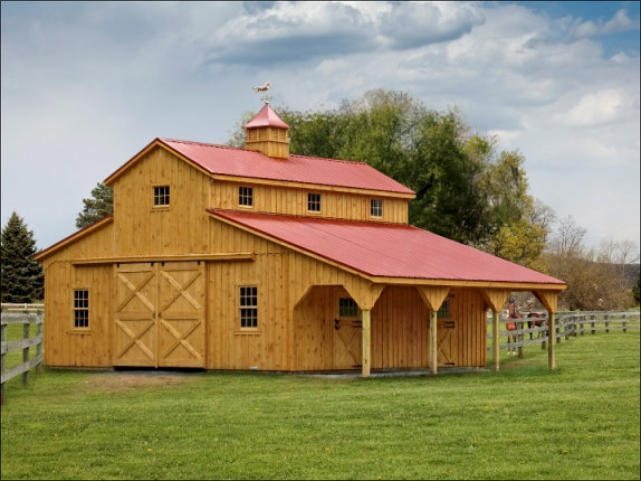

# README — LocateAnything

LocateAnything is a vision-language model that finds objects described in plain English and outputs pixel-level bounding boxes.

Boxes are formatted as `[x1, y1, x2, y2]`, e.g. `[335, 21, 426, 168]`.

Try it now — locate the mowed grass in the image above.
[1, 333, 639, 480]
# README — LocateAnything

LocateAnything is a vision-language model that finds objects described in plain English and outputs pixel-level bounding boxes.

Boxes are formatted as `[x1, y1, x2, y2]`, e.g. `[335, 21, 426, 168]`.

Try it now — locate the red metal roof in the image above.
[160, 138, 414, 195]
[244, 103, 289, 129]
[208, 209, 565, 286]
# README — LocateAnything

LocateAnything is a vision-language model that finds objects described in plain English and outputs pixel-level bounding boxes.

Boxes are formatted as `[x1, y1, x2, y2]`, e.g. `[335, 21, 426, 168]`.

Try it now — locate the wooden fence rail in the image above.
[487, 310, 640, 355]
[1, 304, 44, 405]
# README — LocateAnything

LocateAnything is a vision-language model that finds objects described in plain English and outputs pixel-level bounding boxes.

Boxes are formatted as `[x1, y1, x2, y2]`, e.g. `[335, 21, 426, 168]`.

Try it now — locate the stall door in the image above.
[437, 319, 458, 367]
[157, 262, 205, 368]
[334, 319, 362, 369]
[113, 262, 205, 368]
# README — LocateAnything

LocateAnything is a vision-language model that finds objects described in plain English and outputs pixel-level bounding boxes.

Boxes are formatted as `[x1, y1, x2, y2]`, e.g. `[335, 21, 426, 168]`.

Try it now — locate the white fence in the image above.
[1, 303, 44, 404]
[487, 310, 640, 355]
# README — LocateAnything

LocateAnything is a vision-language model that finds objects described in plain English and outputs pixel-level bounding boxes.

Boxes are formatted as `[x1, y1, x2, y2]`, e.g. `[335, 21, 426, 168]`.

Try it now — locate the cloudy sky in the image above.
[2, 1, 640, 253]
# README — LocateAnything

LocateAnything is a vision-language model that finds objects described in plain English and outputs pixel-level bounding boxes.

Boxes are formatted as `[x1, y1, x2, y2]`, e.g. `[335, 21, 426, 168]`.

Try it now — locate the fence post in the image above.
[622, 316, 627, 333]
[35, 316, 43, 373]
[517, 320, 523, 359]
[1, 322, 6, 405]
[564, 316, 570, 341]
[22, 319, 29, 386]
[590, 314, 595, 335]
[604, 314, 609, 333]
[541, 317, 547, 350]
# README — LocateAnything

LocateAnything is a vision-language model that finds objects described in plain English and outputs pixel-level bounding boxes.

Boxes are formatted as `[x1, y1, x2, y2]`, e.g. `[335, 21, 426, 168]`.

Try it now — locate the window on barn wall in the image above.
[307, 193, 321, 212]
[239, 286, 258, 328]
[339, 298, 359, 317]
[437, 300, 450, 319]
[73, 289, 89, 328]
[239, 186, 253, 207]
[370, 199, 383, 217]
[153, 185, 170, 206]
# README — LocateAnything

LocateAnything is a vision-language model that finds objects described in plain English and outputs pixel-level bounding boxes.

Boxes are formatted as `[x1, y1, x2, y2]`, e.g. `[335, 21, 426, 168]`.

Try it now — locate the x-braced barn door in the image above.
[437, 319, 458, 367]
[113, 262, 205, 368]
[334, 319, 362, 369]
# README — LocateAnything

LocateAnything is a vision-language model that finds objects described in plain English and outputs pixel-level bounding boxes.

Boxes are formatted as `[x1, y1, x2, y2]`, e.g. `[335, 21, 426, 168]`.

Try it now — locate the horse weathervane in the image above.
[253, 81, 272, 103]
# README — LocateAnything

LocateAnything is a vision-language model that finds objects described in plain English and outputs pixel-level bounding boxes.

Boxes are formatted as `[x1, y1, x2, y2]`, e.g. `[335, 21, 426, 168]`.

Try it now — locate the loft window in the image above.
[371, 199, 383, 217]
[153, 185, 170, 206]
[308, 193, 321, 212]
[73, 289, 89, 328]
[437, 300, 450, 319]
[239, 186, 253, 207]
[240, 286, 258, 328]
[339, 298, 358, 317]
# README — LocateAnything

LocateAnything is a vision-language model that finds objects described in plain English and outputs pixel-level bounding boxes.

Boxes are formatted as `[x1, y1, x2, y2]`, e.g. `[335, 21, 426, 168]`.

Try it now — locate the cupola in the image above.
[244, 103, 289, 159]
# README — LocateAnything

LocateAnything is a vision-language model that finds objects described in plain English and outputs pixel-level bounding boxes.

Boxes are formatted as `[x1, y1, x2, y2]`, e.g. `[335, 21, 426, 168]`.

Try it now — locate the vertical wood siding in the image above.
[211, 181, 408, 224]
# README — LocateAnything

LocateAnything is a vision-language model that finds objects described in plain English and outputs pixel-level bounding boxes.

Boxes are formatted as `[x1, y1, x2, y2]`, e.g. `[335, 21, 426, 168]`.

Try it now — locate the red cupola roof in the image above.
[244, 103, 289, 129]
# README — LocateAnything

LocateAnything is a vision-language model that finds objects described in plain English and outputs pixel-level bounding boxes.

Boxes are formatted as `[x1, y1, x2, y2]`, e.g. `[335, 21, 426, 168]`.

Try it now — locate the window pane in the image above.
[437, 300, 449, 319]
[154, 185, 170, 206]
[371, 199, 383, 217]
[339, 298, 358, 317]
[239, 186, 253, 206]
[308, 193, 321, 212]
[73, 289, 89, 328]
[240, 286, 258, 327]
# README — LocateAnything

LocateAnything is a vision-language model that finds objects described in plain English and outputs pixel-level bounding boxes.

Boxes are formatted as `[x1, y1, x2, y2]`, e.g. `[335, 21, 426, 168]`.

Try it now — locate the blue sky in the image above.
[1, 1, 639, 255]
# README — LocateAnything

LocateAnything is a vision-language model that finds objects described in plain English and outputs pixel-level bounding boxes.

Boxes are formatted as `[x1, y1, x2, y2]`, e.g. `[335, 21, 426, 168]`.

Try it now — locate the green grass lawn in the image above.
[1, 332, 639, 480]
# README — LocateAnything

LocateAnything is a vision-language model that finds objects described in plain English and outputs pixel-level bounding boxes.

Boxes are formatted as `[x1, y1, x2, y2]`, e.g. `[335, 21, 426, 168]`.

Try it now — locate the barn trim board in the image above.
[36, 102, 565, 377]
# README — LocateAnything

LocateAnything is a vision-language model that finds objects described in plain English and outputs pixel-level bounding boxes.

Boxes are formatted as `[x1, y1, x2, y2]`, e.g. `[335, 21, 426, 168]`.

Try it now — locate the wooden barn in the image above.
[34, 103, 565, 377]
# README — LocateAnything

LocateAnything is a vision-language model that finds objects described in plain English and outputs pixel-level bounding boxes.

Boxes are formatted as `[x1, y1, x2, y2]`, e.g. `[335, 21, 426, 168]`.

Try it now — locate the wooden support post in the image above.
[604, 314, 609, 333]
[623, 318, 627, 333]
[416, 286, 450, 377]
[430, 310, 438, 375]
[493, 309, 500, 372]
[22, 321, 29, 386]
[590, 314, 595, 335]
[361, 309, 371, 378]
[548, 311, 556, 370]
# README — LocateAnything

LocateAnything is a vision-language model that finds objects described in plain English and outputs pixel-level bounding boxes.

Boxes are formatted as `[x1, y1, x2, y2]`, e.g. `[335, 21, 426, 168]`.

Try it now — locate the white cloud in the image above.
[379, 1, 484, 49]
[204, 1, 485, 65]
[572, 9, 639, 39]
[562, 89, 626, 127]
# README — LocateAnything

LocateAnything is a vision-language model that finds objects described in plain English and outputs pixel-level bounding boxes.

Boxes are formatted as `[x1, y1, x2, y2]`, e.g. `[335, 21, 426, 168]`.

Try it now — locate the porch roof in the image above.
[207, 209, 565, 288]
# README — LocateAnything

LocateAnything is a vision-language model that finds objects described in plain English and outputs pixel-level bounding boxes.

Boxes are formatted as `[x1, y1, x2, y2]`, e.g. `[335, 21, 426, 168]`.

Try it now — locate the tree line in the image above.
[2, 89, 639, 308]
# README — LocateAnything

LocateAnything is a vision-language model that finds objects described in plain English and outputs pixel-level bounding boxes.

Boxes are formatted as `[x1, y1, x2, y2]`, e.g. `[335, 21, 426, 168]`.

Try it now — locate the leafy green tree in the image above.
[0, 212, 44, 302]
[76, 182, 113, 228]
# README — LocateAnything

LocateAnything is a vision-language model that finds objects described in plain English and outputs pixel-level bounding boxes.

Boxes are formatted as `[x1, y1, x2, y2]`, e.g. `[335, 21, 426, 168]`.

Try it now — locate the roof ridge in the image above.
[208, 208, 413, 228]
[160, 138, 259, 154]
[161, 138, 369, 166]
[290, 153, 367, 165]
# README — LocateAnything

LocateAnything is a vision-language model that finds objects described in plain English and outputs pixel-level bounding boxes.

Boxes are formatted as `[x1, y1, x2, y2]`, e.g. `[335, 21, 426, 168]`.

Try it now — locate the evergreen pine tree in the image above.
[0, 212, 44, 302]
[76, 182, 113, 228]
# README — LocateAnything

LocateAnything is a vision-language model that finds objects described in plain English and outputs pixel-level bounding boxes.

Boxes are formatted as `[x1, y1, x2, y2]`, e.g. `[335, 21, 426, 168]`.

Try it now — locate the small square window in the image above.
[153, 185, 170, 206]
[308, 193, 321, 212]
[239, 186, 253, 207]
[437, 300, 450, 319]
[339, 298, 359, 317]
[240, 286, 258, 328]
[73, 289, 89, 328]
[371, 199, 383, 217]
